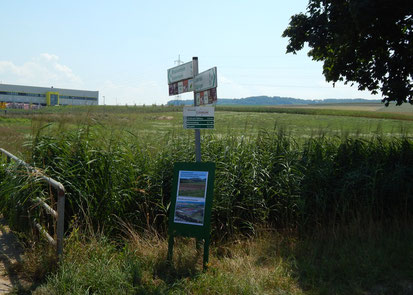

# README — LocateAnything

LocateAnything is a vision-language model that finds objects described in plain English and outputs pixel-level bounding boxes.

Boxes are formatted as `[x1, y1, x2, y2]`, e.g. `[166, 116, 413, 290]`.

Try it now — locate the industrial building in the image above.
[0, 83, 99, 106]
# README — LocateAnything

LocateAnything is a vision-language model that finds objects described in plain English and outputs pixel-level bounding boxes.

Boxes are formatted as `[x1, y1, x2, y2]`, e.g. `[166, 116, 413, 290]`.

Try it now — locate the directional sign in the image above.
[193, 67, 217, 92]
[183, 106, 214, 129]
[184, 117, 214, 129]
[168, 61, 193, 84]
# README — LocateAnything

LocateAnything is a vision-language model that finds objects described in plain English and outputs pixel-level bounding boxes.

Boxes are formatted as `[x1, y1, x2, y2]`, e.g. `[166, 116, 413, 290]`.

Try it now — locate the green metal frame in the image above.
[167, 162, 215, 269]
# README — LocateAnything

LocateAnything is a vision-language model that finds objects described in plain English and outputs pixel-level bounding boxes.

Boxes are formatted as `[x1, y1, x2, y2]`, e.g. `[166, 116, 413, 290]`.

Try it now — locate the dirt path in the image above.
[0, 218, 24, 294]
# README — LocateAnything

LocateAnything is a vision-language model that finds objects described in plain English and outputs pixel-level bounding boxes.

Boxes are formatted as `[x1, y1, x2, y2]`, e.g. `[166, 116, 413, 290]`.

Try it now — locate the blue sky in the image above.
[0, 0, 378, 105]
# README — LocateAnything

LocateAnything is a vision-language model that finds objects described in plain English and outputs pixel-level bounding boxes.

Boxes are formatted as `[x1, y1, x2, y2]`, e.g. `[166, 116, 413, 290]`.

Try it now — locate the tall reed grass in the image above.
[0, 125, 412, 240]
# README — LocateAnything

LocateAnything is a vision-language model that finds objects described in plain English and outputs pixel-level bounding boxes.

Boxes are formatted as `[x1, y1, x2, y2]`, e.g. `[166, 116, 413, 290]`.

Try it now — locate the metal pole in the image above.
[192, 57, 204, 254]
[193, 57, 201, 162]
[56, 188, 65, 259]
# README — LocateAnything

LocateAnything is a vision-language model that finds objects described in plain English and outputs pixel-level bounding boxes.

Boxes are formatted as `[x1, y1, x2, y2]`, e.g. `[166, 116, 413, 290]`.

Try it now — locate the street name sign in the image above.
[183, 106, 214, 129]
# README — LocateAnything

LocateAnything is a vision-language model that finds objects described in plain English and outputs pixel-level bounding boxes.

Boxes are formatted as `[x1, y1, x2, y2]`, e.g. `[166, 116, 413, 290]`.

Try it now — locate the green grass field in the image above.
[2, 103, 413, 155]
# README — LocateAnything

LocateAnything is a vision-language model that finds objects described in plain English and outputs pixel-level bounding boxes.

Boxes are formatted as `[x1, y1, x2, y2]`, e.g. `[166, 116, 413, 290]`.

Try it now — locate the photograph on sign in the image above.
[209, 88, 217, 104]
[196, 87, 217, 105]
[174, 170, 209, 226]
[168, 79, 193, 96]
[183, 79, 190, 92]
[169, 83, 178, 96]
[178, 81, 184, 94]
[195, 92, 203, 105]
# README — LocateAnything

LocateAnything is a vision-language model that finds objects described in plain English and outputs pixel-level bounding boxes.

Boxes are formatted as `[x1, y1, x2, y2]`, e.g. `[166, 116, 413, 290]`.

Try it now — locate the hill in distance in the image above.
[167, 96, 381, 106]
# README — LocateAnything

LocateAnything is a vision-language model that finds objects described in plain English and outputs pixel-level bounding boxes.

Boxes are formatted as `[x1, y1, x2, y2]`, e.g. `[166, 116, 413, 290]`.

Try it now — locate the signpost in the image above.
[192, 57, 202, 162]
[166, 57, 218, 270]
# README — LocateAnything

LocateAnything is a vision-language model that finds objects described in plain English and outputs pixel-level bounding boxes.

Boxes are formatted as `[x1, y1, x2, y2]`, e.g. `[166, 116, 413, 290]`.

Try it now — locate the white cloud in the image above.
[0, 54, 82, 87]
[40, 53, 59, 62]
[100, 80, 166, 105]
[54, 63, 81, 83]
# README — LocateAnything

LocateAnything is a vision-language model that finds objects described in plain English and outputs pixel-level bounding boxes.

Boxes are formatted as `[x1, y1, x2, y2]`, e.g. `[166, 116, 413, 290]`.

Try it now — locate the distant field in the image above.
[1, 103, 413, 154]
[273, 102, 385, 111]
[281, 102, 413, 113]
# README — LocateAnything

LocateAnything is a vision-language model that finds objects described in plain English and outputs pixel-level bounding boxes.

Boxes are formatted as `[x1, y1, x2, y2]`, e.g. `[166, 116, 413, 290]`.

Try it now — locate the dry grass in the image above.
[9, 222, 412, 294]
[121, 224, 305, 294]
[0, 126, 27, 154]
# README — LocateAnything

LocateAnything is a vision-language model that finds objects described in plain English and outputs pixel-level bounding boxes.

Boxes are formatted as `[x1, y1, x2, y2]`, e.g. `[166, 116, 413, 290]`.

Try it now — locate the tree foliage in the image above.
[283, 0, 413, 105]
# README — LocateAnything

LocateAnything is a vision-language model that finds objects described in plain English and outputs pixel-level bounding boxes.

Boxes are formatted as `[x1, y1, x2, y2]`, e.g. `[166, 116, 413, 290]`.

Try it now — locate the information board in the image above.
[168, 162, 215, 239]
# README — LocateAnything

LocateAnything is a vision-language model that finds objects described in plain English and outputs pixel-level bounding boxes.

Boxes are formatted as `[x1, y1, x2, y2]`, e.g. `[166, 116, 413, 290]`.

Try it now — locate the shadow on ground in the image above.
[289, 226, 413, 295]
[0, 217, 25, 293]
